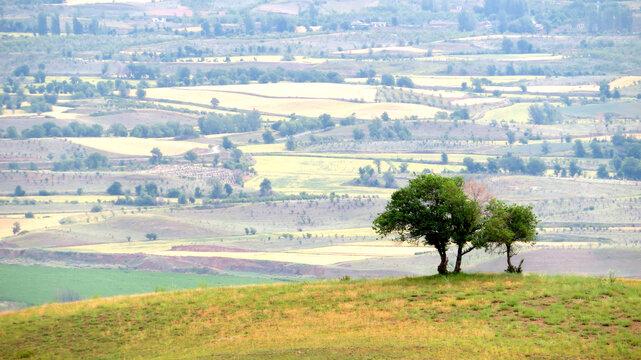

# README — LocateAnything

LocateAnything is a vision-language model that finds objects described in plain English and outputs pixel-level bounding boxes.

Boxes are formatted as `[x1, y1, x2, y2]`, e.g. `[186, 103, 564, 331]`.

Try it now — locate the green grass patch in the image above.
[0, 264, 279, 306]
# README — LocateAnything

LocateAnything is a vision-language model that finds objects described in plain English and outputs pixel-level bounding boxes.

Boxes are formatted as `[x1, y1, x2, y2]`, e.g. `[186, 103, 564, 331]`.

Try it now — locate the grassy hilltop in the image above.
[1, 274, 639, 359]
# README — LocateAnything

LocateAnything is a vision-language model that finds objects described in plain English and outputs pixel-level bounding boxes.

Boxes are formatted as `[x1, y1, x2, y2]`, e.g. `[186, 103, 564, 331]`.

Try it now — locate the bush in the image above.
[90, 205, 103, 213]
[25, 212, 34, 218]
[106, 182, 124, 195]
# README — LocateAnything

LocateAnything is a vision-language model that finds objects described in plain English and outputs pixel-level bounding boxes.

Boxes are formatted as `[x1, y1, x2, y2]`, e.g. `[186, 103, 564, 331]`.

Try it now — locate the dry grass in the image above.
[609, 76, 641, 89]
[1, 274, 638, 359]
[0, 212, 88, 238]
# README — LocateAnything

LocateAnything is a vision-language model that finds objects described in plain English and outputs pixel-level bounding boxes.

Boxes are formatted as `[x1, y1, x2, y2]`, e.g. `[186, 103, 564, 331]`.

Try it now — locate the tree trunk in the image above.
[453, 245, 463, 273]
[437, 249, 449, 275]
[506, 244, 513, 269]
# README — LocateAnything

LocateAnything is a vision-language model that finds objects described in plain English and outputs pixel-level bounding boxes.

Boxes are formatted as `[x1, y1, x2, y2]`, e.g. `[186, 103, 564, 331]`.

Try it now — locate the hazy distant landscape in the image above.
[0, 0, 640, 357]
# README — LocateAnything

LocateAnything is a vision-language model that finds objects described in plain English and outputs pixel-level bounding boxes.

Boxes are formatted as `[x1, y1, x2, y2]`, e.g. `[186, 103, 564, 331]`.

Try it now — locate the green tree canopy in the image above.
[477, 199, 538, 273]
[373, 174, 481, 274]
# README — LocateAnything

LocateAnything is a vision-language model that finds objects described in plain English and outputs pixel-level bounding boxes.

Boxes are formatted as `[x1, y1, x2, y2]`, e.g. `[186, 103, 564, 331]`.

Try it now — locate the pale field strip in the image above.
[485, 84, 599, 93]
[609, 76, 641, 89]
[176, 55, 327, 65]
[0, 105, 82, 121]
[415, 54, 566, 62]
[146, 86, 445, 119]
[437, 34, 568, 43]
[238, 143, 287, 153]
[331, 46, 431, 55]
[451, 97, 507, 106]
[401, 88, 469, 99]
[278, 152, 488, 163]
[541, 227, 641, 232]
[202, 83, 379, 102]
[66, 137, 210, 156]
[145, 101, 236, 115]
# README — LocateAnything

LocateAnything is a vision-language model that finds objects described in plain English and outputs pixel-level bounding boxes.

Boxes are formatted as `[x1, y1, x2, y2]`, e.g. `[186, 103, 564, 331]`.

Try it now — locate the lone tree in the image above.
[477, 199, 539, 273]
[259, 178, 272, 196]
[150, 147, 163, 164]
[373, 174, 481, 274]
[106, 181, 124, 195]
[12, 222, 20, 235]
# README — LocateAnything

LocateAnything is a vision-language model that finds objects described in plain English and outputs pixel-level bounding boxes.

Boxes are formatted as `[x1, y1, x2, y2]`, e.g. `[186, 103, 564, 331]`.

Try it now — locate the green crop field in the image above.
[1, 274, 639, 359]
[0, 264, 281, 306]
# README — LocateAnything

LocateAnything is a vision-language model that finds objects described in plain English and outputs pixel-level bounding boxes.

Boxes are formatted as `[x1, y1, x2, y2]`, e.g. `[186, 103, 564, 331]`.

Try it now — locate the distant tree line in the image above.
[271, 113, 335, 136]
[463, 154, 547, 176]
[198, 111, 261, 135]
[5, 121, 197, 140]
[157, 66, 343, 87]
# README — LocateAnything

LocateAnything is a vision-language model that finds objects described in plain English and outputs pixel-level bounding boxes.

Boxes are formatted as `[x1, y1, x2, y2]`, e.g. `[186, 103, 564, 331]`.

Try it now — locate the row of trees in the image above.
[156, 66, 343, 87]
[374, 174, 538, 274]
[198, 111, 261, 135]
[463, 154, 547, 176]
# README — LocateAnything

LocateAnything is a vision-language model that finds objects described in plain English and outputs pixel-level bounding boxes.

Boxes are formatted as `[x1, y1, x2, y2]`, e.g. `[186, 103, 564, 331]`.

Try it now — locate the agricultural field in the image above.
[145, 85, 445, 119]
[0, 264, 279, 307]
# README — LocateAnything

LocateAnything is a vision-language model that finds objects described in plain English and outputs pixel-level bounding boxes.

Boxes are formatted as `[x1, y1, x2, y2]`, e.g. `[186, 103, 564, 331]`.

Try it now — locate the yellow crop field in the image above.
[479, 103, 533, 124]
[244, 155, 462, 195]
[0, 212, 88, 238]
[609, 76, 641, 89]
[67, 137, 210, 156]
[146, 86, 444, 120]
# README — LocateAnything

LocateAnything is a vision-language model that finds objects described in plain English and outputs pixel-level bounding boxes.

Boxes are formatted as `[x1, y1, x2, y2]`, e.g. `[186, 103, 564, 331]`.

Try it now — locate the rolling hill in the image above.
[1, 273, 639, 359]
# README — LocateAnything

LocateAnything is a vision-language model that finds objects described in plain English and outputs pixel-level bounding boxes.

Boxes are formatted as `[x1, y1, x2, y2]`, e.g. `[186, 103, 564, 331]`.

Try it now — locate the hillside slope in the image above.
[1, 274, 639, 359]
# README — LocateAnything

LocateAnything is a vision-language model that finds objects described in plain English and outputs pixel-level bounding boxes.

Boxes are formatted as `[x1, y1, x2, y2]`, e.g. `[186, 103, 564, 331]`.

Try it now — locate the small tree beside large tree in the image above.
[477, 199, 538, 273]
